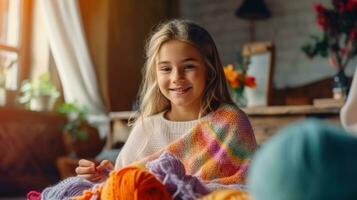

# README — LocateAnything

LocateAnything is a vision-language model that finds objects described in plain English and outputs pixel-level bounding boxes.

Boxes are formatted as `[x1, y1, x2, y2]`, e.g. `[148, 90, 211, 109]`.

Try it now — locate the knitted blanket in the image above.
[138, 104, 257, 186]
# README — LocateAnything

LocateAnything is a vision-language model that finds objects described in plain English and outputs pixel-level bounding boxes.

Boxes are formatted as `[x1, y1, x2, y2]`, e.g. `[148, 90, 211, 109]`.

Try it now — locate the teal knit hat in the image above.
[248, 119, 357, 200]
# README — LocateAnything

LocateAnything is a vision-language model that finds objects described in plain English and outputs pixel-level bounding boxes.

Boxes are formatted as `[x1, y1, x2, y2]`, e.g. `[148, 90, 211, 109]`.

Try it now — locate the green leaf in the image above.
[302, 34, 329, 58]
[58, 101, 90, 142]
[17, 72, 59, 107]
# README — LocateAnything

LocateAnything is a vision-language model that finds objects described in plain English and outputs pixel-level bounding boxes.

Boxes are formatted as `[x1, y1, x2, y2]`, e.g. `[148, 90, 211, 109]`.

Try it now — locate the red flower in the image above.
[313, 4, 329, 30]
[317, 15, 328, 30]
[313, 3, 326, 14]
[345, 0, 357, 12]
[244, 76, 256, 88]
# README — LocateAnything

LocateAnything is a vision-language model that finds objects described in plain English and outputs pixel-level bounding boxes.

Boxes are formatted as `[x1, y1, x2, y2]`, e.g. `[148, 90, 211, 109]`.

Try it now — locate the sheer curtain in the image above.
[39, 0, 109, 137]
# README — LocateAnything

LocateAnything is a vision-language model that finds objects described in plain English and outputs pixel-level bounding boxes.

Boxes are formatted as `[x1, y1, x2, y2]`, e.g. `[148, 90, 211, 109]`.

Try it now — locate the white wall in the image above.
[180, 0, 357, 89]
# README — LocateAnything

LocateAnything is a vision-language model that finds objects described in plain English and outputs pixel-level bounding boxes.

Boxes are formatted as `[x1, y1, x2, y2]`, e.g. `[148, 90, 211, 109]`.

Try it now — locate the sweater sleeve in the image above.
[114, 119, 152, 169]
[233, 107, 257, 153]
[340, 66, 357, 133]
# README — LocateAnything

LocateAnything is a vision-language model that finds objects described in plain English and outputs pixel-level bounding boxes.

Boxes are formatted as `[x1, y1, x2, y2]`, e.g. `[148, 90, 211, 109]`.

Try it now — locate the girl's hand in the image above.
[75, 159, 114, 182]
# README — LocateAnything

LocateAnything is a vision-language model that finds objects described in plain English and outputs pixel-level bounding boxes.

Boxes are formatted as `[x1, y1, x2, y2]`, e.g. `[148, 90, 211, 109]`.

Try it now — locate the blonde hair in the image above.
[135, 19, 234, 121]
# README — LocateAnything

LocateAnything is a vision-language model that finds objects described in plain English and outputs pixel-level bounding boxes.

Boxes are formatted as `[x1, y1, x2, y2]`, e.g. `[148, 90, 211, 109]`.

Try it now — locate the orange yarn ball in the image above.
[101, 166, 172, 200]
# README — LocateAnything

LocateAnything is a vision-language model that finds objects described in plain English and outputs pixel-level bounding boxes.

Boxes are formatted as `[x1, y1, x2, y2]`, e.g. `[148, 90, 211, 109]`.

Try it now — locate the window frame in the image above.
[0, 0, 33, 88]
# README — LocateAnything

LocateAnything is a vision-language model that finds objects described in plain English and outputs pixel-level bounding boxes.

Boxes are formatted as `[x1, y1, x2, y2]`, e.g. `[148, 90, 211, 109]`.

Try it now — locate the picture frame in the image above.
[242, 41, 275, 107]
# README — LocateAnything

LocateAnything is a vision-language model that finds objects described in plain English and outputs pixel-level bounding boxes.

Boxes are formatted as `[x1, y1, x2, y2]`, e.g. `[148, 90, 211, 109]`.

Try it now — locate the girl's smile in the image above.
[169, 86, 192, 95]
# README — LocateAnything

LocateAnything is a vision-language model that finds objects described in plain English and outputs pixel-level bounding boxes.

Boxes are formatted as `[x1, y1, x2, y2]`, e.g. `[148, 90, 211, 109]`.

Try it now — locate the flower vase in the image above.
[332, 69, 349, 100]
[232, 90, 247, 108]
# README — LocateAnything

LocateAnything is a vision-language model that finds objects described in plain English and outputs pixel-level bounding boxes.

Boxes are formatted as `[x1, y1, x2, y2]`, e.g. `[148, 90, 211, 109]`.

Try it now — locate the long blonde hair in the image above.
[135, 19, 234, 121]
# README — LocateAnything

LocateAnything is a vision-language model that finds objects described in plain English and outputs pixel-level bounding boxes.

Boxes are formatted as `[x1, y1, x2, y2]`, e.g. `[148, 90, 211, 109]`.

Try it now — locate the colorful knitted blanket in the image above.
[138, 104, 257, 186]
[36, 104, 256, 199]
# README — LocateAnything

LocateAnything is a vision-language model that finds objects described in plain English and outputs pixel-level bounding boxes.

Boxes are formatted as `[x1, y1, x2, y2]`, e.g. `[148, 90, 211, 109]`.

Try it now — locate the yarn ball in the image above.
[41, 177, 94, 200]
[100, 166, 172, 200]
[147, 151, 186, 179]
[27, 191, 41, 200]
[199, 189, 251, 200]
[72, 184, 103, 200]
[146, 151, 210, 200]
[248, 119, 357, 200]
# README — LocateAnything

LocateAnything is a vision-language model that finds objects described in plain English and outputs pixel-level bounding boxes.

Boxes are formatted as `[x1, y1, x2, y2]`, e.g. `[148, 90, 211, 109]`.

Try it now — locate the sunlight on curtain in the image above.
[0, 0, 20, 90]
[39, 0, 109, 137]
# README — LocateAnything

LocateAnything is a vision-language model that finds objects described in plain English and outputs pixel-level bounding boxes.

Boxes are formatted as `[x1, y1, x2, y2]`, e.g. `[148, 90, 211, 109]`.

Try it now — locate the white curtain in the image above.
[39, 0, 109, 137]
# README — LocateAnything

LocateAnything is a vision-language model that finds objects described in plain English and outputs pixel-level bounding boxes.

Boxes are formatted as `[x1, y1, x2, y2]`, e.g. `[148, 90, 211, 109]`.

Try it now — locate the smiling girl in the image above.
[75, 19, 257, 183]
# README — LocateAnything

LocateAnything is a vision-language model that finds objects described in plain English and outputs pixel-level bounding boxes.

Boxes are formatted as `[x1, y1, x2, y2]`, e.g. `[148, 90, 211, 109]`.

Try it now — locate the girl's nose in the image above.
[172, 69, 185, 83]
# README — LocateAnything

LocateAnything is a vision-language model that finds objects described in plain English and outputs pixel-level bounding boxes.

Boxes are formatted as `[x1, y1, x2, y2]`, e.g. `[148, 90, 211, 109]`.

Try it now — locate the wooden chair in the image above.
[242, 41, 275, 107]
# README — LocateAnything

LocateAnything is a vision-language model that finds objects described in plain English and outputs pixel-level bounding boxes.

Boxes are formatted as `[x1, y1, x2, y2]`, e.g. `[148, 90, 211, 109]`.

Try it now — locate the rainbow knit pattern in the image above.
[139, 104, 257, 185]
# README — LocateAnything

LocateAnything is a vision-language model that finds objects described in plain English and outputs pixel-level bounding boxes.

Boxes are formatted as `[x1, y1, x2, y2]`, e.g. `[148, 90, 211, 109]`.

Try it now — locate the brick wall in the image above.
[180, 0, 357, 89]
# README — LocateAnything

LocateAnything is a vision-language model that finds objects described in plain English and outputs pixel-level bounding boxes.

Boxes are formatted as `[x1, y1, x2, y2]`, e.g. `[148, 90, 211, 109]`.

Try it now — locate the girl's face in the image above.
[156, 40, 207, 114]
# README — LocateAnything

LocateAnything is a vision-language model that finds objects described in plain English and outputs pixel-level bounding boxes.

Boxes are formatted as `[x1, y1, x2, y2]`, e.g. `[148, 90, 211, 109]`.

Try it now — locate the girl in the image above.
[76, 19, 257, 183]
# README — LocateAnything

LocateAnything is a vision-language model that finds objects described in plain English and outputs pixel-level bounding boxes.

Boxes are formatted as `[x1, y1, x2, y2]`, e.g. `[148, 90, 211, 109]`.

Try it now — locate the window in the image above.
[0, 0, 32, 90]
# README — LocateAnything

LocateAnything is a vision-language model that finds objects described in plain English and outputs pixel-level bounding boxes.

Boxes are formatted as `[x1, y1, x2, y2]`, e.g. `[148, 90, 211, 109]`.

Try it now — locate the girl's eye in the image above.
[184, 65, 196, 70]
[159, 66, 171, 72]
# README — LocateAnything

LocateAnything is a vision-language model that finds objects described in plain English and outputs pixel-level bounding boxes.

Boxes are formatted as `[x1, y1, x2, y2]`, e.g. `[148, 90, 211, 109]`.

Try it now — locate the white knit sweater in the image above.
[340, 66, 357, 133]
[114, 111, 199, 169]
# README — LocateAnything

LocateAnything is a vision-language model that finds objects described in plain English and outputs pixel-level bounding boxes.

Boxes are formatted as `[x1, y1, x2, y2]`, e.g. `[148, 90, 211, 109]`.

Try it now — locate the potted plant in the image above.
[302, 0, 357, 99]
[18, 73, 60, 111]
[58, 102, 105, 158]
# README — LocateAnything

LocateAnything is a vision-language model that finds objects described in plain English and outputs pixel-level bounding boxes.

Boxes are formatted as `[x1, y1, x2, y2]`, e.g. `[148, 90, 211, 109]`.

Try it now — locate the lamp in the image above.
[235, 0, 271, 41]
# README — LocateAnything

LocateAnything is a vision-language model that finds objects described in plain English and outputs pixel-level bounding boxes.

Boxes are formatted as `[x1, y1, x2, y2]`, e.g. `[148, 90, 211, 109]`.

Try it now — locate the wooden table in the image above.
[242, 105, 341, 144]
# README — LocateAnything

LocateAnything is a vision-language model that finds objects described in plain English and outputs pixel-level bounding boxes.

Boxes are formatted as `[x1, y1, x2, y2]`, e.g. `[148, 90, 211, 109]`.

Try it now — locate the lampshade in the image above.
[235, 0, 271, 20]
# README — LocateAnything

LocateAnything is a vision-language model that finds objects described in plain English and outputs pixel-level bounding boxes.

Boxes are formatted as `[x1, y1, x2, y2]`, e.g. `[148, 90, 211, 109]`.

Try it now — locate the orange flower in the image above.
[224, 64, 256, 90]
[224, 64, 238, 82]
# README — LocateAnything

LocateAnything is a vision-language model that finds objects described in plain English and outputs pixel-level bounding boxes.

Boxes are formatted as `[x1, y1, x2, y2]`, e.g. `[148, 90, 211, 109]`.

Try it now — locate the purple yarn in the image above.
[147, 151, 186, 180]
[41, 176, 94, 200]
[146, 151, 211, 200]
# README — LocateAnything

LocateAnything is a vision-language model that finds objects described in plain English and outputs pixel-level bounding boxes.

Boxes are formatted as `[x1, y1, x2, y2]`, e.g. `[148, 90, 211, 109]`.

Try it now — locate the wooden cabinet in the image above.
[0, 108, 67, 196]
[242, 105, 341, 144]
